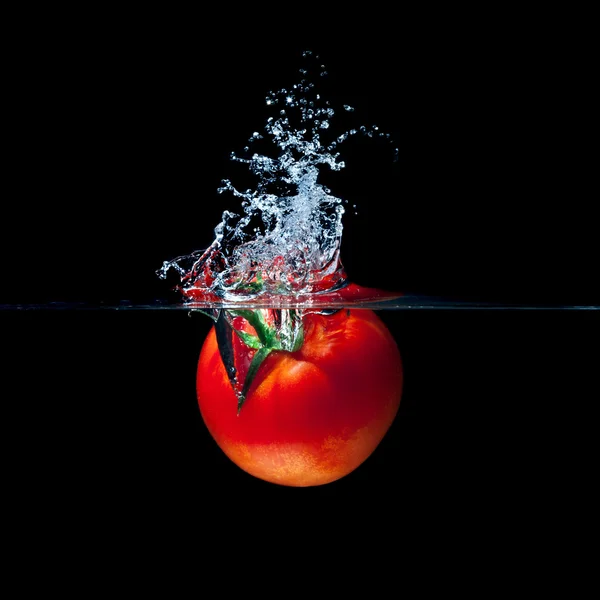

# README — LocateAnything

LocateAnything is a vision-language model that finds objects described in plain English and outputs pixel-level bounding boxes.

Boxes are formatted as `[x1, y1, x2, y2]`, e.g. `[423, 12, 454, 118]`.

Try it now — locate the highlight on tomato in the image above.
[196, 306, 403, 487]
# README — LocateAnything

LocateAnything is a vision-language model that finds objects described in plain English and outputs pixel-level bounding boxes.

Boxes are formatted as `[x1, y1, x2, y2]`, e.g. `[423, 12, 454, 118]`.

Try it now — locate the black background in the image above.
[2, 8, 598, 571]
[3, 14, 598, 305]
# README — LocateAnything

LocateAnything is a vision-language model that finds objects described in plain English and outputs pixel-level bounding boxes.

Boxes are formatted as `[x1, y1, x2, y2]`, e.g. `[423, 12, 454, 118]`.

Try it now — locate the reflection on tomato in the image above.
[196, 309, 403, 487]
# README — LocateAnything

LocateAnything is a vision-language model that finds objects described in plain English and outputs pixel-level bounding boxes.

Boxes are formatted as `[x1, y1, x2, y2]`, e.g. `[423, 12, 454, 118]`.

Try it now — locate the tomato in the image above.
[196, 308, 403, 487]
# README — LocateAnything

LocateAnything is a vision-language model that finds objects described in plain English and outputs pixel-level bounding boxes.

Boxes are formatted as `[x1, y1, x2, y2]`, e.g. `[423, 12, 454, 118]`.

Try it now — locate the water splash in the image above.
[157, 50, 397, 303]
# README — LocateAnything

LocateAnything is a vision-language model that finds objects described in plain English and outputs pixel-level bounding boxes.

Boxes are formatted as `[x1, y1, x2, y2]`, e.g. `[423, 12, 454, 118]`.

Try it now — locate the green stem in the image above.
[237, 346, 273, 413]
[225, 308, 305, 413]
[228, 309, 276, 347]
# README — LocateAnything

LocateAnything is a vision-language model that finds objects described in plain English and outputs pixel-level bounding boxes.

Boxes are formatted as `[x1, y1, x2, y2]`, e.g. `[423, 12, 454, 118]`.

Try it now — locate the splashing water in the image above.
[156, 51, 399, 405]
[157, 50, 397, 304]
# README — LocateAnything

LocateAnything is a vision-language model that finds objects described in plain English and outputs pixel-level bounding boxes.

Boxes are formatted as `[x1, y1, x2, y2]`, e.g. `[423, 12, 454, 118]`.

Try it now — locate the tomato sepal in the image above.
[212, 308, 306, 412]
[233, 329, 262, 350]
[238, 346, 273, 414]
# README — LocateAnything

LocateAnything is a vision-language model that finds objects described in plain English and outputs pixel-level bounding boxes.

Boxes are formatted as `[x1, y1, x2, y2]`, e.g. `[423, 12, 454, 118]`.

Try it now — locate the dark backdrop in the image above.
[2, 11, 598, 571]
[4, 21, 597, 305]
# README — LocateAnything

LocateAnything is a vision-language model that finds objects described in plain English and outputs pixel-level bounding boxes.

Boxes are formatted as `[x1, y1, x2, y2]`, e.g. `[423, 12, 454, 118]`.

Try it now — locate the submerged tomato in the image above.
[196, 309, 403, 487]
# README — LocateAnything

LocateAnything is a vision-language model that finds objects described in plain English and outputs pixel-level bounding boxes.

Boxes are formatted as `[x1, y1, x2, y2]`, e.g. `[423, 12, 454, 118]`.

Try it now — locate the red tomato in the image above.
[196, 309, 403, 487]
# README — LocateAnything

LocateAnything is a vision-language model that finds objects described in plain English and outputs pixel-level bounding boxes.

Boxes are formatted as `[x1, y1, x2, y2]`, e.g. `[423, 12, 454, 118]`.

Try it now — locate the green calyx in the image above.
[226, 308, 304, 413]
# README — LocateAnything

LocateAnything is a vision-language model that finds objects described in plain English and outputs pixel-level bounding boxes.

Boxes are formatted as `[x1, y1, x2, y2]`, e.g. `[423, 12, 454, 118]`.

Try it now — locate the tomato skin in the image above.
[196, 309, 403, 487]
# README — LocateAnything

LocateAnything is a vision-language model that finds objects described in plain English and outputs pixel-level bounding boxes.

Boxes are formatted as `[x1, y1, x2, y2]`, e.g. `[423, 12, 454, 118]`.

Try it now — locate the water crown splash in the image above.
[157, 50, 397, 304]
